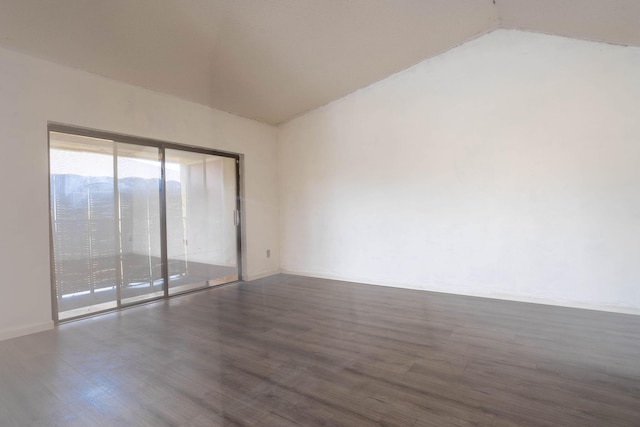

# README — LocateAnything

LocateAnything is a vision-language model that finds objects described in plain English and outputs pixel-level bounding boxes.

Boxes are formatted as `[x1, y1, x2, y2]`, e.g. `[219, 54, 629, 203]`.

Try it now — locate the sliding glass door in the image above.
[50, 135, 119, 317]
[165, 150, 239, 295]
[49, 128, 240, 321]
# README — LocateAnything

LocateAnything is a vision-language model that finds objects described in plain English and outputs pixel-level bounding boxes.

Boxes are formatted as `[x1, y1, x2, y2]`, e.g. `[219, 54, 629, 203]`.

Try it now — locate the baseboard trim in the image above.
[280, 269, 640, 316]
[0, 320, 55, 342]
[245, 270, 281, 281]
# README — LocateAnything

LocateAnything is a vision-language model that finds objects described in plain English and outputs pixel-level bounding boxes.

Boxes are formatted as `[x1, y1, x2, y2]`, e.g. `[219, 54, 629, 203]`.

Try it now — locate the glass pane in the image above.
[50, 133, 118, 319]
[165, 150, 238, 295]
[117, 143, 164, 305]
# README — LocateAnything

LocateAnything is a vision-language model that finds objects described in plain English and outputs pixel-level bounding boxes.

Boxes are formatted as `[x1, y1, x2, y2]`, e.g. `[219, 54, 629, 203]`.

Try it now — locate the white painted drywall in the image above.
[0, 45, 280, 341]
[279, 30, 640, 313]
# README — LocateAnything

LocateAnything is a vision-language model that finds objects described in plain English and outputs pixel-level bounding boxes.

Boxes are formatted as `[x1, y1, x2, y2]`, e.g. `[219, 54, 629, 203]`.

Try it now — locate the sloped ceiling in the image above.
[497, 0, 640, 47]
[0, 0, 637, 125]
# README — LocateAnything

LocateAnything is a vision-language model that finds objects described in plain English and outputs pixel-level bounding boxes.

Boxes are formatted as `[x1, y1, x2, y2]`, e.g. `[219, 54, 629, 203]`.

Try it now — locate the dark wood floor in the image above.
[1, 274, 639, 426]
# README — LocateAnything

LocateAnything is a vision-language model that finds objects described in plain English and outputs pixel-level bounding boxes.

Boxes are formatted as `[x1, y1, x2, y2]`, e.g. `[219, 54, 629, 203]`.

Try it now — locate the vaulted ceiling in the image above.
[0, 0, 638, 125]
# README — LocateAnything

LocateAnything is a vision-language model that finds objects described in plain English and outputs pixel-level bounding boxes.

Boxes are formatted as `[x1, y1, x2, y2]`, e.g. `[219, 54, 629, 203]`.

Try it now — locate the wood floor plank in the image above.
[1, 274, 639, 426]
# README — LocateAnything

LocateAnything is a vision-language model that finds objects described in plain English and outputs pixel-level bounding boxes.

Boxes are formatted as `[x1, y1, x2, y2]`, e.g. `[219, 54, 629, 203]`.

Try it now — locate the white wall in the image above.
[0, 46, 280, 341]
[279, 30, 640, 314]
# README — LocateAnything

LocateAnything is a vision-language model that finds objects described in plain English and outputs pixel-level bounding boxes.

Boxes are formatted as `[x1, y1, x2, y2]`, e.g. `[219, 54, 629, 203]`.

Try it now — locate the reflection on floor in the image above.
[2, 274, 639, 426]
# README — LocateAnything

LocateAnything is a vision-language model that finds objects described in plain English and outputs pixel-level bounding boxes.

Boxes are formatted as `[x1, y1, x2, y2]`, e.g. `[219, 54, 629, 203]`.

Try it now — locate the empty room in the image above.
[1, 0, 639, 425]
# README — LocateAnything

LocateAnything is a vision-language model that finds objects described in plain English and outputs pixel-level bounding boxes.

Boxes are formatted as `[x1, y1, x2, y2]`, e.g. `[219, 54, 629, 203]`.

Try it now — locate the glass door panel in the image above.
[165, 150, 238, 295]
[117, 143, 164, 305]
[50, 133, 118, 319]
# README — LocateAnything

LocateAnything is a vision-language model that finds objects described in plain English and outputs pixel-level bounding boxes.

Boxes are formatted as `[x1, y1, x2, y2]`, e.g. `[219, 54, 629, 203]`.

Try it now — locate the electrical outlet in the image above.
[266, 249, 271, 258]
